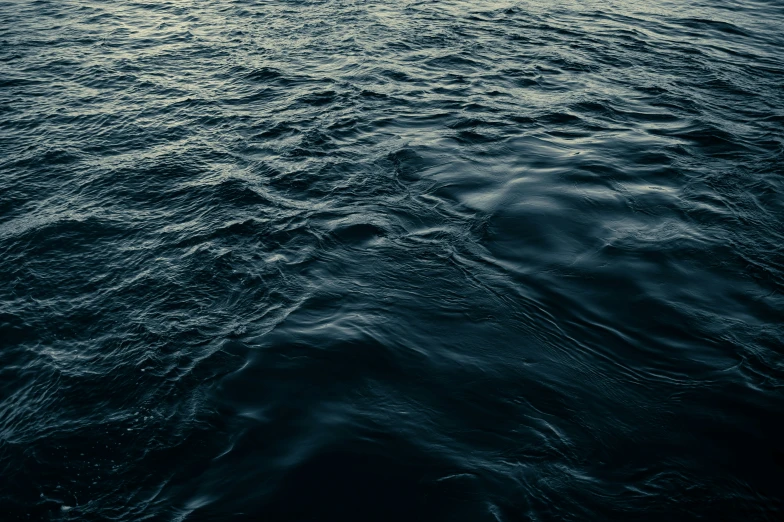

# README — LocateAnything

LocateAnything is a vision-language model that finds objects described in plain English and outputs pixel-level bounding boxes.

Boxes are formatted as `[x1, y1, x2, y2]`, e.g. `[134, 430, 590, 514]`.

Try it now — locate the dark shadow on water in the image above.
[192, 441, 491, 522]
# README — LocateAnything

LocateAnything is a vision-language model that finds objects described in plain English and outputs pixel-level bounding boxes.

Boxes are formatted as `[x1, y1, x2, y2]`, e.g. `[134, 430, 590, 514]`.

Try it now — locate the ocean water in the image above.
[1, 0, 783, 520]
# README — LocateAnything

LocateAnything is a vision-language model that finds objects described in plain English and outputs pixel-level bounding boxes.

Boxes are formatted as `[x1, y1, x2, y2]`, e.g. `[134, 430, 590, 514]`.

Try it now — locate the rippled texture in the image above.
[2, 0, 783, 520]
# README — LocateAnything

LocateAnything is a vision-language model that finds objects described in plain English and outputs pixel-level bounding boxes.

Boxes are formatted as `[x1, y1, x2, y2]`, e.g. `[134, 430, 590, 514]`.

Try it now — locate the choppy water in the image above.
[1, 0, 783, 519]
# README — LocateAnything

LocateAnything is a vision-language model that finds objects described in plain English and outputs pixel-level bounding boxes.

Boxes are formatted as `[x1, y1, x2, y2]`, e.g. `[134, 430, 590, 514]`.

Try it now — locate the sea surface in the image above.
[1, 0, 783, 520]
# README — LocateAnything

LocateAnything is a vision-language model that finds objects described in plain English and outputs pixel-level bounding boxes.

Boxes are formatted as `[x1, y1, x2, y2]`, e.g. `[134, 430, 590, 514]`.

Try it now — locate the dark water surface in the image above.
[2, 0, 783, 520]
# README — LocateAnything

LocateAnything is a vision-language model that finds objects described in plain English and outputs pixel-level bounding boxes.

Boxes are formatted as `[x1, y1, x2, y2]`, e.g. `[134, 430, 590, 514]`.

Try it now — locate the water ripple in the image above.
[1, 0, 783, 520]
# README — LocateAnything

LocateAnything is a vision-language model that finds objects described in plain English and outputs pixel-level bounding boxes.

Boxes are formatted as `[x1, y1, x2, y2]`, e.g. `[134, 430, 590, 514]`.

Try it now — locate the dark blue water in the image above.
[1, 0, 783, 520]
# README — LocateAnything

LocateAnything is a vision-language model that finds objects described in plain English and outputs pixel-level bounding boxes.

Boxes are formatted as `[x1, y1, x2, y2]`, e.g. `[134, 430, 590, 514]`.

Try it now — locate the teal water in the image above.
[1, 1, 783, 520]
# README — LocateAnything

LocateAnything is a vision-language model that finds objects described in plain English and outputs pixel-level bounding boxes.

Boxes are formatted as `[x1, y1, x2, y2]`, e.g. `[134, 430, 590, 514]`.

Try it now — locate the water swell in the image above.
[2, 0, 783, 520]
